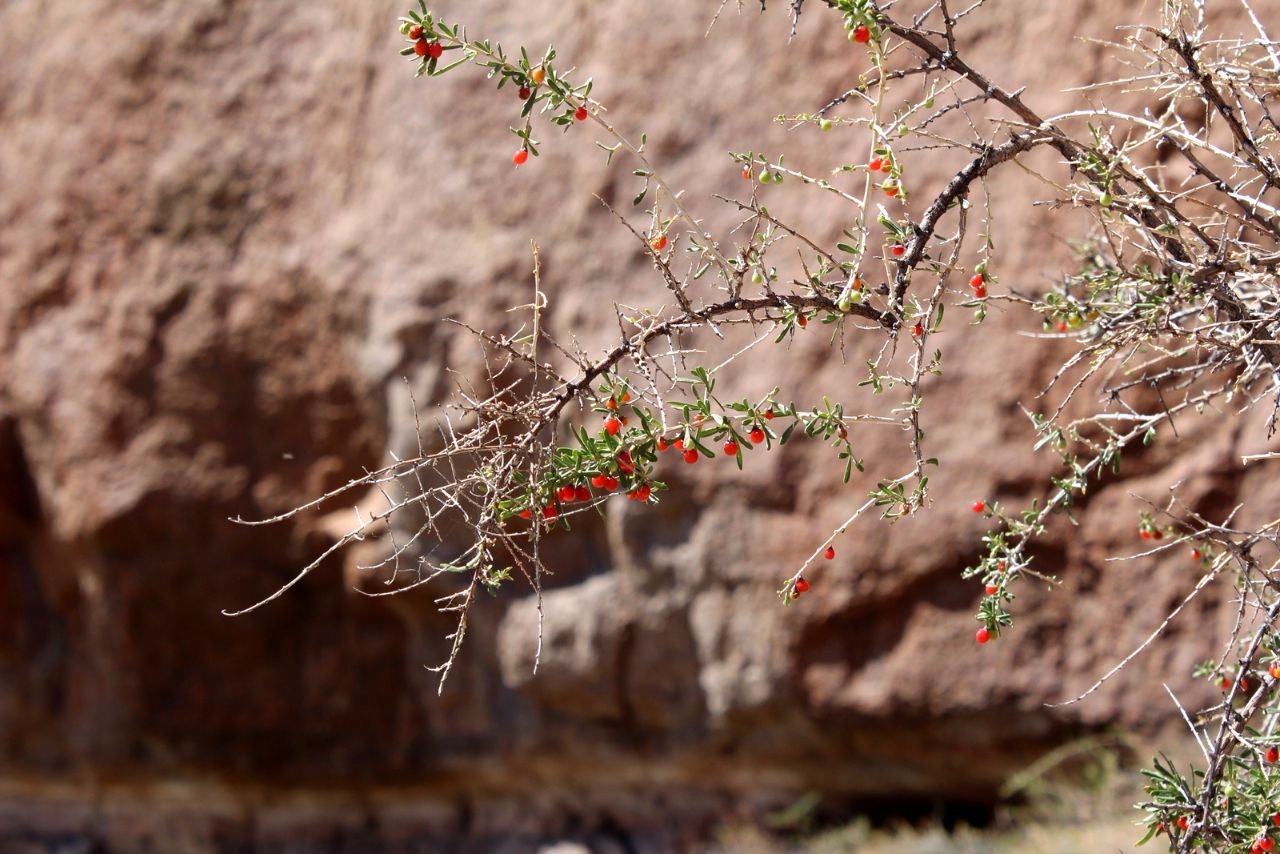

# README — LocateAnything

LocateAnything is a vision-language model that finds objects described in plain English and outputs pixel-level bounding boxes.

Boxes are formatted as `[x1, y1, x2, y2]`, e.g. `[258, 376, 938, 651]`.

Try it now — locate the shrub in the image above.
[232, 1, 1280, 849]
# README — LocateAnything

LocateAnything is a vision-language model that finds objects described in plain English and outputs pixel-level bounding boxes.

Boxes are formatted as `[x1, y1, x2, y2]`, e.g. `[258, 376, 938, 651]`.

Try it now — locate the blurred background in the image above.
[3, 0, 1278, 851]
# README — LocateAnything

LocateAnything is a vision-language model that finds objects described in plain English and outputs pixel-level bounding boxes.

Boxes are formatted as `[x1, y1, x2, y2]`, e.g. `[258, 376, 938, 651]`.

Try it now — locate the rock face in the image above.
[0, 0, 1274, 849]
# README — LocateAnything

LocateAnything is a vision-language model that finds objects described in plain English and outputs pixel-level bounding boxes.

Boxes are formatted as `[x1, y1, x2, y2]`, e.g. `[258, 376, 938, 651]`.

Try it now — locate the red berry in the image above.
[1153, 529, 1164, 540]
[975, 627, 991, 644]
[764, 409, 775, 421]
[868, 158, 883, 171]
[884, 183, 899, 197]
[616, 451, 634, 474]
[1268, 746, 1278, 763]
[673, 439, 685, 451]
[724, 440, 739, 456]
[513, 148, 529, 166]
[1221, 676, 1232, 690]
[518, 509, 532, 519]
[556, 485, 575, 502]
[974, 285, 987, 298]
[742, 165, 751, 180]
[794, 576, 811, 594]
[543, 504, 558, 519]
[890, 243, 906, 257]
[749, 427, 766, 444]
[621, 391, 631, 403]
[985, 585, 998, 596]
[1191, 548, 1203, 561]
[1242, 677, 1250, 691]
[408, 25, 423, 40]
[590, 474, 607, 488]
[651, 235, 668, 251]
[1272, 813, 1280, 826]
[414, 40, 429, 56]
[1262, 838, 1276, 852]
[574, 106, 588, 121]
[998, 560, 1007, 572]
[1056, 320, 1067, 332]
[797, 314, 808, 328]
[971, 500, 985, 513]
[1177, 816, 1189, 831]
[683, 449, 699, 464]
[575, 485, 591, 502]
[518, 86, 532, 100]
[1270, 663, 1280, 679]
[604, 417, 621, 436]
[427, 42, 443, 59]
[880, 160, 892, 173]
[823, 546, 835, 560]
[853, 24, 871, 43]
[911, 323, 923, 337]
[656, 437, 669, 452]
[603, 476, 620, 491]
[1140, 529, 1152, 539]
[970, 273, 984, 289]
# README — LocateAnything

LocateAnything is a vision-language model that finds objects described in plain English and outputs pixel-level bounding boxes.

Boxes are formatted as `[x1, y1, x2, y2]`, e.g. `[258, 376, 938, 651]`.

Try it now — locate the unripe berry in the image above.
[574, 106, 588, 121]
[513, 148, 529, 166]
[975, 627, 991, 644]
[794, 576, 811, 594]
[408, 24, 423, 40]
[819, 119, 833, 132]
[749, 427, 766, 444]
[683, 449, 699, 464]
[852, 24, 871, 43]
[723, 440, 739, 456]
[823, 546, 835, 560]
[604, 417, 621, 435]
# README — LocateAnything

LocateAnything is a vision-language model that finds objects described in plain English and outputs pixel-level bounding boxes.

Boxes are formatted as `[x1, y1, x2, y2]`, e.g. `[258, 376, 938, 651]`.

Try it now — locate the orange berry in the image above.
[531, 67, 546, 85]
